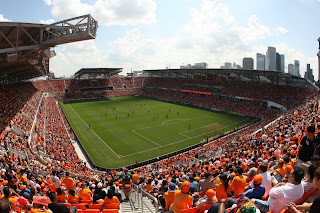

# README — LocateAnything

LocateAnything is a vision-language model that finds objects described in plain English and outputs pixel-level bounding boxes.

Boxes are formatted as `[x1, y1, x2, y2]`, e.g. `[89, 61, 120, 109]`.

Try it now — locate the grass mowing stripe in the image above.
[68, 104, 120, 159]
[60, 96, 254, 167]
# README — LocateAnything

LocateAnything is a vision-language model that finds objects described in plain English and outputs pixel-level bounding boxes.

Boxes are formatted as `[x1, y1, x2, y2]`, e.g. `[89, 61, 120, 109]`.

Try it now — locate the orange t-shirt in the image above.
[68, 194, 79, 203]
[132, 174, 139, 183]
[62, 177, 75, 189]
[229, 176, 246, 196]
[57, 194, 67, 203]
[163, 191, 175, 211]
[104, 196, 120, 205]
[79, 188, 93, 201]
[172, 190, 193, 213]
[215, 184, 228, 202]
[276, 167, 285, 177]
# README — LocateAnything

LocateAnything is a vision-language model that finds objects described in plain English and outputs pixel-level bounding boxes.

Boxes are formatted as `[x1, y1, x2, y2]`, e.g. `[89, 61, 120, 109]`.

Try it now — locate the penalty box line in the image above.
[123, 118, 249, 158]
[67, 104, 121, 159]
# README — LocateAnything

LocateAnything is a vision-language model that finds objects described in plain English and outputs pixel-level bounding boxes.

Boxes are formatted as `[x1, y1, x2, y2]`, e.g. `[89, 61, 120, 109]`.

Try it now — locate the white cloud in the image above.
[40, 19, 55, 24]
[0, 14, 12, 22]
[43, 0, 52, 6]
[50, 40, 107, 77]
[50, 0, 316, 81]
[48, 0, 156, 26]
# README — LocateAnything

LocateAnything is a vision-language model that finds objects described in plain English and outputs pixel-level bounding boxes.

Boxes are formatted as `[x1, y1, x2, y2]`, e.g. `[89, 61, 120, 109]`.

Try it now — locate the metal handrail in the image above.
[140, 188, 159, 213]
[131, 183, 159, 213]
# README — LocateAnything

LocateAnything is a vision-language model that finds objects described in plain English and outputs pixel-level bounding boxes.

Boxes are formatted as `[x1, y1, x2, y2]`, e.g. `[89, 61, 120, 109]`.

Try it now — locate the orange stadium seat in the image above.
[105, 203, 120, 210]
[88, 204, 103, 211]
[102, 210, 119, 213]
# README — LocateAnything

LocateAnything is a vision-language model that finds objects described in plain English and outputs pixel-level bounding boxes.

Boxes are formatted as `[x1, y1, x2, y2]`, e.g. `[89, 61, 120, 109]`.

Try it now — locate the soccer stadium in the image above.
[1, 7, 320, 213]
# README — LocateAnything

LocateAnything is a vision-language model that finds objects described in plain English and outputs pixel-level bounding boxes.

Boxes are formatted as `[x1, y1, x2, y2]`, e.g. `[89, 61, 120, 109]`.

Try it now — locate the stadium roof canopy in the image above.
[74, 68, 123, 79]
[0, 14, 98, 82]
[143, 68, 319, 89]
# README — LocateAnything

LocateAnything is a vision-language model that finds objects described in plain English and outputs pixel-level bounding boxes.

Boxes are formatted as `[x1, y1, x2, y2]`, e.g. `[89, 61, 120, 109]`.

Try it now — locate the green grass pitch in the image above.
[59, 96, 254, 168]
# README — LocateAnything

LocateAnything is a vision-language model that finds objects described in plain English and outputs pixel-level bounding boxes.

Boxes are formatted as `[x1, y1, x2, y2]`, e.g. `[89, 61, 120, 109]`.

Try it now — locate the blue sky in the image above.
[0, 0, 319, 79]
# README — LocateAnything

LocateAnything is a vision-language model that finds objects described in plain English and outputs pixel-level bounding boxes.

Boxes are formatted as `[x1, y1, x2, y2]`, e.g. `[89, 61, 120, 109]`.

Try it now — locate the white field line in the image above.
[122, 118, 249, 158]
[179, 123, 217, 135]
[178, 132, 192, 138]
[131, 130, 162, 147]
[68, 104, 121, 159]
[133, 115, 216, 131]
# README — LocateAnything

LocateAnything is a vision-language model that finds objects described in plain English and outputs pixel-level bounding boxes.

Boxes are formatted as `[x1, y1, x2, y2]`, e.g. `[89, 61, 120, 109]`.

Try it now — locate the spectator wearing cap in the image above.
[29, 195, 52, 212]
[162, 182, 176, 211]
[189, 175, 199, 192]
[252, 166, 305, 213]
[239, 175, 265, 200]
[172, 181, 193, 213]
[199, 172, 214, 194]
[19, 184, 31, 199]
[119, 168, 133, 200]
[287, 167, 320, 213]
[196, 189, 218, 209]
[297, 125, 319, 163]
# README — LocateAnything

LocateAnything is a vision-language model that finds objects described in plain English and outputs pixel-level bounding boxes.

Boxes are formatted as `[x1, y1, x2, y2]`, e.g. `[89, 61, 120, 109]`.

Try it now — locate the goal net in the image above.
[203, 123, 221, 137]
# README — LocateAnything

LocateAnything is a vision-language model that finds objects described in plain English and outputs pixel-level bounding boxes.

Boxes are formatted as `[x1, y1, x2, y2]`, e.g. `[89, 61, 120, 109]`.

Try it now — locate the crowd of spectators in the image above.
[1, 78, 320, 213]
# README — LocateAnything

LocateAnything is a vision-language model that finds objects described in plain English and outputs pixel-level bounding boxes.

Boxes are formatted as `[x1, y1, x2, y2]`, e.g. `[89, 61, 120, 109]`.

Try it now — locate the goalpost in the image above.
[202, 123, 222, 137]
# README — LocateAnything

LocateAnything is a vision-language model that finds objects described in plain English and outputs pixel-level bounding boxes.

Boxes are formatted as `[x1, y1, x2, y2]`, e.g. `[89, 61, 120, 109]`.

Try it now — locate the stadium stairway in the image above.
[120, 187, 159, 213]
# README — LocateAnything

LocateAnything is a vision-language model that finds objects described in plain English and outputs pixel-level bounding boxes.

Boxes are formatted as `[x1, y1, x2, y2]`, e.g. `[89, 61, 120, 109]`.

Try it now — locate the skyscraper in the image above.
[257, 53, 265, 70]
[294, 60, 300, 77]
[288, 64, 295, 75]
[276, 53, 281, 71]
[304, 64, 314, 82]
[280, 54, 285, 72]
[265, 47, 276, 71]
[243, 57, 254, 70]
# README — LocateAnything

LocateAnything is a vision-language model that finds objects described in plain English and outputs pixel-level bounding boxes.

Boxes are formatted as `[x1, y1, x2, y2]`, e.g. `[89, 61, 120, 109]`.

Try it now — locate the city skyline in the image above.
[0, 0, 319, 79]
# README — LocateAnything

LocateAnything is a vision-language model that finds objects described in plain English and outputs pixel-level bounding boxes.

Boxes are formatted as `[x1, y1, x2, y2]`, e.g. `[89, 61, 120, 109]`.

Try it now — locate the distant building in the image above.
[280, 54, 285, 72]
[276, 53, 281, 71]
[294, 60, 300, 77]
[220, 62, 241, 69]
[288, 64, 295, 75]
[243, 57, 254, 70]
[180, 62, 207, 69]
[304, 64, 314, 82]
[256, 53, 265, 70]
[265, 47, 276, 71]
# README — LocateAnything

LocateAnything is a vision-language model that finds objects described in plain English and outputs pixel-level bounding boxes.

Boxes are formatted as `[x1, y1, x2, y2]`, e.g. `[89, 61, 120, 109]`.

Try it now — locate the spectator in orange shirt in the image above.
[162, 182, 176, 211]
[132, 173, 139, 185]
[78, 183, 93, 201]
[172, 181, 193, 213]
[56, 188, 67, 203]
[228, 167, 246, 198]
[67, 189, 79, 203]
[211, 174, 229, 202]
[61, 172, 75, 190]
[103, 189, 120, 205]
